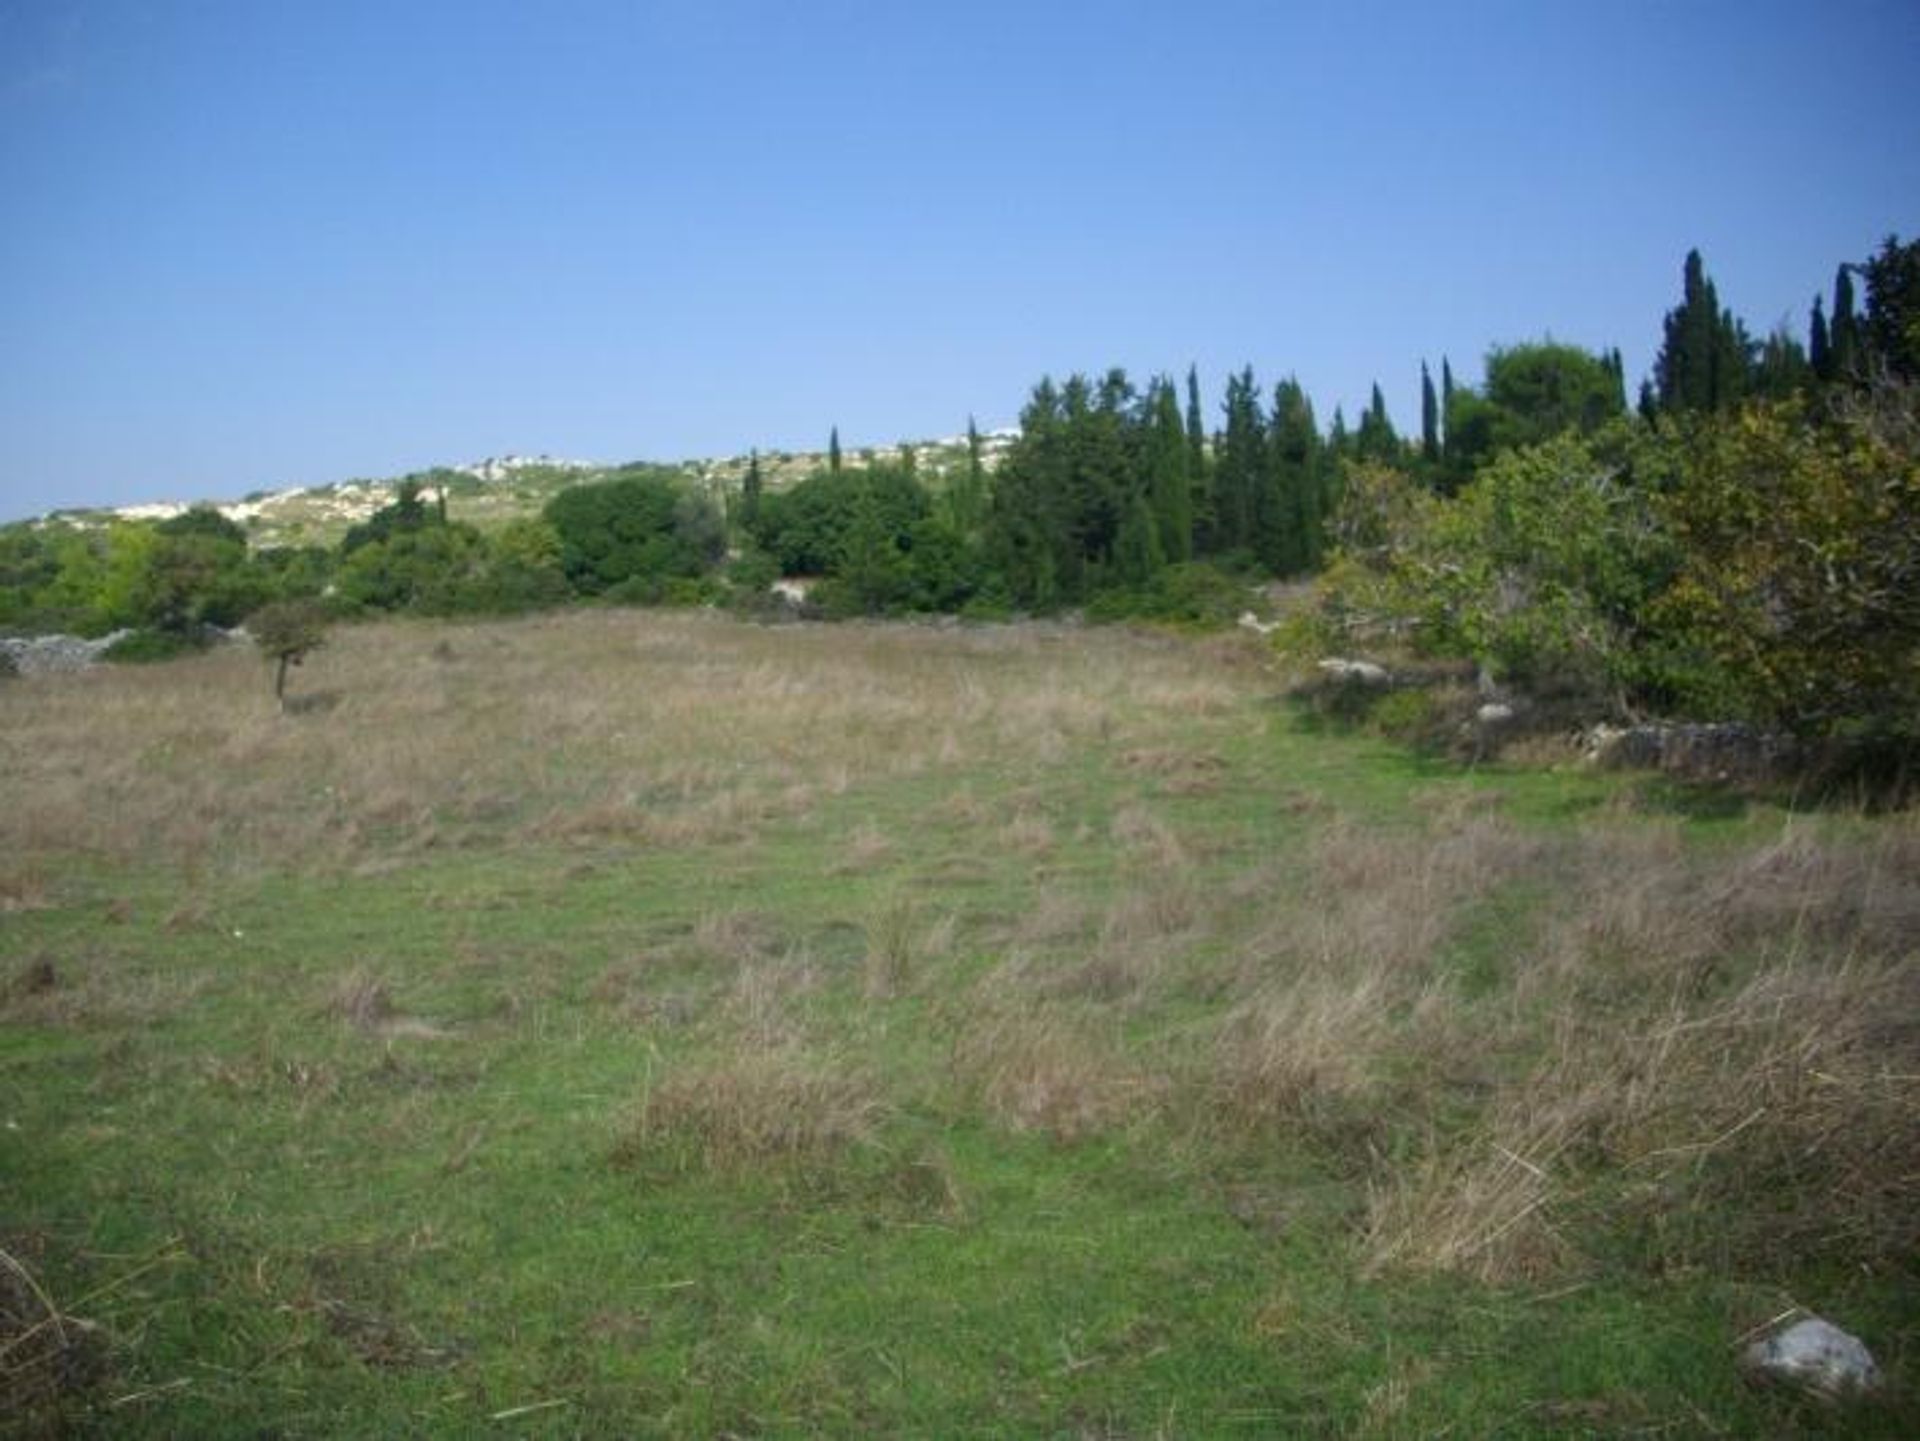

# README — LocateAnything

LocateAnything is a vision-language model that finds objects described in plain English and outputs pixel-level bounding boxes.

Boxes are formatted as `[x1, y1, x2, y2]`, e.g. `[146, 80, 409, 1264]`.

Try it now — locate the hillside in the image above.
[37, 431, 1020, 551]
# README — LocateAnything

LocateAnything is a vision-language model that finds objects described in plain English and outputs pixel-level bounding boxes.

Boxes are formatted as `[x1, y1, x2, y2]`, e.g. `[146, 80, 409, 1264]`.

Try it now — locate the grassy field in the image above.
[3, 610, 1915, 1436]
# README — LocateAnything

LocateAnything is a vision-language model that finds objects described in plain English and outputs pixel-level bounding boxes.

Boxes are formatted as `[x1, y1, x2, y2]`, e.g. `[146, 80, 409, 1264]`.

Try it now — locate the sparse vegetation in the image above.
[2, 608, 1914, 1433]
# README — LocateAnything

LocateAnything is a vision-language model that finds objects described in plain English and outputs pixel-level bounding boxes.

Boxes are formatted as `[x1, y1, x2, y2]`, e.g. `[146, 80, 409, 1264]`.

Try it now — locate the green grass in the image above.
[2, 612, 1913, 1435]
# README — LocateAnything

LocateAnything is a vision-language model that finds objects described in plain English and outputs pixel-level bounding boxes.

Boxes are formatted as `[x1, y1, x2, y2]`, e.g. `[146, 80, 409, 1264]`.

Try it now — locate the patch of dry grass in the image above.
[0, 613, 1248, 882]
[1359, 816, 1920, 1282]
[614, 1042, 888, 1172]
[950, 983, 1168, 1142]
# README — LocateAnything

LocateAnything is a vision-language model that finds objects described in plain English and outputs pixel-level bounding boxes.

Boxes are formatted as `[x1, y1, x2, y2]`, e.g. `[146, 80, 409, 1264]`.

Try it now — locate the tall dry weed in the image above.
[615, 1042, 887, 1172]
[0, 611, 1253, 881]
[950, 982, 1167, 1142]
[1362, 817, 1920, 1282]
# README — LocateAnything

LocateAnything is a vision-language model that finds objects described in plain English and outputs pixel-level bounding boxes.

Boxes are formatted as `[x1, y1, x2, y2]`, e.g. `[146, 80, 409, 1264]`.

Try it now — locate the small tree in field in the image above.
[250, 600, 329, 708]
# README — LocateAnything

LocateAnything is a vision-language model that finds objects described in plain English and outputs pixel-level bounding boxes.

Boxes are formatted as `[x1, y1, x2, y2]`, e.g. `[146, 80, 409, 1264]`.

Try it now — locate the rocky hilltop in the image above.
[39, 432, 1017, 550]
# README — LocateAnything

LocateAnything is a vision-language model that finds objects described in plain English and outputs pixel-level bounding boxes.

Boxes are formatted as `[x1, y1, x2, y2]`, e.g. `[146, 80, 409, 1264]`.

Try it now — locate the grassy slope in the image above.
[2, 612, 1914, 1436]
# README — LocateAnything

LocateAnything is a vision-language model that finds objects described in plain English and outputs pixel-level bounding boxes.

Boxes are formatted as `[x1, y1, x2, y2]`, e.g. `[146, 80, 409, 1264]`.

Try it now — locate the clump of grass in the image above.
[1209, 968, 1403, 1142]
[328, 969, 395, 1030]
[722, 950, 820, 1038]
[950, 993, 1165, 1143]
[1363, 886, 1920, 1283]
[615, 1043, 888, 1173]
[690, 909, 783, 970]
[862, 897, 952, 1000]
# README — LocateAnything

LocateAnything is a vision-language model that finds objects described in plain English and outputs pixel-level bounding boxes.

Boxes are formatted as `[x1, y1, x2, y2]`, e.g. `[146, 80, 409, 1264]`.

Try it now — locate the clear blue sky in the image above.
[3, 0, 1917, 520]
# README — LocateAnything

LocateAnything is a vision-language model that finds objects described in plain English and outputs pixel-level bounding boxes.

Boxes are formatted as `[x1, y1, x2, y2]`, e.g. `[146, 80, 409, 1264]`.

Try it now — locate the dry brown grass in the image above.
[950, 983, 1168, 1142]
[1359, 815, 1920, 1282]
[614, 1042, 887, 1172]
[0, 612, 1247, 880]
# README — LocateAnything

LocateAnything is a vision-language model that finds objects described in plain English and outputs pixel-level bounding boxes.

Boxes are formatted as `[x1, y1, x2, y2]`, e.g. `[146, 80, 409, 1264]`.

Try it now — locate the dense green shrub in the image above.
[101, 627, 215, 663]
[1083, 562, 1255, 628]
[1657, 387, 1920, 739]
[544, 473, 724, 596]
[753, 465, 929, 578]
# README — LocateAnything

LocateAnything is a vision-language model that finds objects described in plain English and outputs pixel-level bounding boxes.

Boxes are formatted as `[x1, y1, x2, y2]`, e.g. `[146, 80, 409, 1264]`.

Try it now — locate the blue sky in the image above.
[2, 0, 1917, 520]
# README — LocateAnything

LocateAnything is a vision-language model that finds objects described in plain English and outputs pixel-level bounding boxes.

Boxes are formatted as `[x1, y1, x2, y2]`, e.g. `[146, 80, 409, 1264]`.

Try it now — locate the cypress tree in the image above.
[1860, 233, 1920, 380]
[1753, 327, 1810, 400]
[1606, 348, 1627, 413]
[987, 378, 1067, 609]
[741, 449, 763, 534]
[1655, 248, 1750, 414]
[1831, 265, 1861, 381]
[1809, 294, 1832, 381]
[949, 416, 988, 536]
[1183, 365, 1212, 550]
[1144, 378, 1193, 564]
[1440, 358, 1455, 461]
[1419, 361, 1440, 465]
[1114, 491, 1164, 587]
[1269, 378, 1322, 575]
[1355, 382, 1398, 463]
[1215, 367, 1264, 555]
[829, 426, 843, 473]
[1184, 365, 1205, 479]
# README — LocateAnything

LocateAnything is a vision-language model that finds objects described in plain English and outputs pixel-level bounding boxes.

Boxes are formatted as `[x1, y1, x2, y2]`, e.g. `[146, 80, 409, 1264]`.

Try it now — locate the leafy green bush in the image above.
[545, 473, 724, 596]
[1083, 562, 1254, 628]
[102, 627, 214, 664]
[1657, 388, 1920, 740]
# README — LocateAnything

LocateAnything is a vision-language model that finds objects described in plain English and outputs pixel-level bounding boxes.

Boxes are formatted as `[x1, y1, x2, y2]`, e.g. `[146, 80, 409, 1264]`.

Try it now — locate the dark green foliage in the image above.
[755, 464, 929, 577]
[141, 530, 269, 632]
[1420, 362, 1440, 465]
[1143, 379, 1193, 564]
[1354, 383, 1399, 465]
[1269, 378, 1325, 575]
[1860, 234, 1920, 380]
[1810, 294, 1833, 380]
[739, 450, 764, 534]
[1082, 560, 1255, 626]
[1654, 249, 1753, 415]
[834, 476, 912, 613]
[101, 627, 216, 663]
[252, 545, 335, 602]
[944, 419, 989, 538]
[464, 519, 571, 614]
[1444, 342, 1626, 486]
[543, 473, 724, 597]
[828, 426, 843, 473]
[1830, 265, 1861, 382]
[1211, 367, 1265, 556]
[341, 478, 434, 555]
[155, 505, 248, 546]
[1185, 365, 1210, 543]
[1753, 327, 1811, 400]
[248, 597, 330, 702]
[335, 522, 491, 613]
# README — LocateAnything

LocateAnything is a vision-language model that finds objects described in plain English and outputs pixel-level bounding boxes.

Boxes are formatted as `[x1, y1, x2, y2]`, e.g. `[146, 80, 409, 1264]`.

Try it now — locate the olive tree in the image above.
[249, 599, 330, 708]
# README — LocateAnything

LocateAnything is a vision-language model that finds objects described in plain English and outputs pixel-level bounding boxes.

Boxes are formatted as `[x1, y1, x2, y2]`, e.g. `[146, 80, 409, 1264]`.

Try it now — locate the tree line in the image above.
[2, 236, 1915, 745]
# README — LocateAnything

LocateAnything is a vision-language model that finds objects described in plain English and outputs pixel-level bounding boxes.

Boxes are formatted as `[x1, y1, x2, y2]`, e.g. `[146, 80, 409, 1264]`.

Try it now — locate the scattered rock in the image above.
[1581, 721, 1798, 781]
[1475, 702, 1516, 725]
[0, 632, 132, 675]
[1237, 611, 1279, 637]
[1742, 1315, 1880, 1401]
[1317, 657, 1390, 686]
